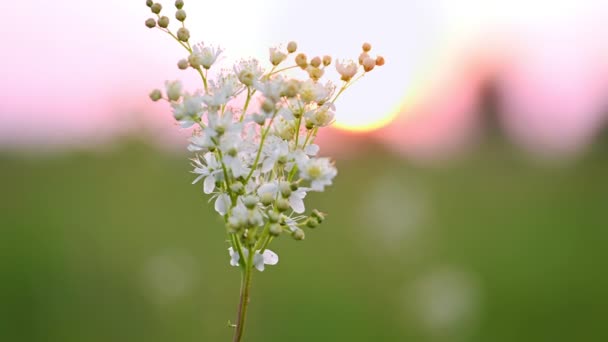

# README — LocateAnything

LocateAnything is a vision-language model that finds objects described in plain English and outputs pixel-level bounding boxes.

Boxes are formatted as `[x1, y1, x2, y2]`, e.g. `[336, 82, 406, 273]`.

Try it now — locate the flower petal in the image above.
[253, 253, 265, 271]
[203, 175, 215, 194]
[262, 249, 279, 265]
[289, 194, 305, 213]
[257, 183, 278, 196]
[261, 157, 275, 173]
[228, 247, 240, 267]
[214, 193, 231, 215]
[305, 144, 320, 156]
[192, 174, 205, 185]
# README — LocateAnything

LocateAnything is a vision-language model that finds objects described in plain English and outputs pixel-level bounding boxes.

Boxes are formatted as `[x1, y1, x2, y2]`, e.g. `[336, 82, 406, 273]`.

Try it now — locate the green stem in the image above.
[239, 87, 252, 122]
[232, 255, 254, 342]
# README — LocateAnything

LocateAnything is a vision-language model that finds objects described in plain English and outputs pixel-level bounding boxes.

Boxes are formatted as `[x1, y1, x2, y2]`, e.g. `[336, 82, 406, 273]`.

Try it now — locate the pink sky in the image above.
[1, 0, 607, 159]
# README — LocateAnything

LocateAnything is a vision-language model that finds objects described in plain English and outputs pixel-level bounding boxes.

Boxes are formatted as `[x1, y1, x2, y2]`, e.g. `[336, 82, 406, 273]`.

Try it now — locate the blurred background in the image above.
[1, 0, 608, 341]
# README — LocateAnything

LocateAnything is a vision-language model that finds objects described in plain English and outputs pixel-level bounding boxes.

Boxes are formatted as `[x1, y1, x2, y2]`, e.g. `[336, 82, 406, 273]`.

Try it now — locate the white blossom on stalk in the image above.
[172, 93, 203, 128]
[298, 157, 337, 191]
[234, 59, 264, 87]
[191, 42, 223, 69]
[146, 8, 383, 270]
[192, 152, 222, 194]
[336, 59, 358, 82]
[305, 103, 336, 127]
[228, 247, 279, 271]
[269, 47, 287, 66]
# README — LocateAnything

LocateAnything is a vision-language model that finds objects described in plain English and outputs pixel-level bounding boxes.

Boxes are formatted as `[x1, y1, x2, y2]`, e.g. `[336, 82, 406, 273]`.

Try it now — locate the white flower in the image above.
[234, 59, 264, 87]
[214, 193, 231, 215]
[192, 152, 222, 193]
[298, 157, 337, 191]
[269, 47, 287, 66]
[335, 59, 358, 82]
[255, 75, 286, 103]
[203, 74, 244, 109]
[299, 79, 331, 104]
[261, 138, 289, 173]
[228, 247, 279, 271]
[172, 94, 204, 128]
[191, 42, 223, 69]
[305, 103, 335, 127]
[187, 132, 214, 152]
[271, 117, 295, 140]
[165, 80, 182, 101]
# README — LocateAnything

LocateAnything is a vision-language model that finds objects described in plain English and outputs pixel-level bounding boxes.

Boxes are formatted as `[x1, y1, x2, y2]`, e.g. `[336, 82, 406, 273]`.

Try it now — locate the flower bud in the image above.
[295, 53, 307, 69]
[188, 54, 201, 69]
[151, 3, 162, 14]
[166, 81, 181, 101]
[177, 27, 190, 42]
[177, 58, 189, 70]
[307, 66, 323, 81]
[375, 56, 385, 66]
[230, 181, 245, 195]
[145, 18, 156, 28]
[269, 224, 282, 236]
[290, 182, 299, 191]
[149, 89, 162, 101]
[252, 113, 266, 125]
[282, 79, 300, 98]
[261, 100, 275, 113]
[358, 52, 369, 65]
[146, 0, 153, 7]
[287, 41, 297, 53]
[248, 214, 263, 227]
[157, 16, 169, 28]
[306, 217, 319, 228]
[362, 42, 372, 52]
[279, 181, 291, 198]
[322, 55, 332, 66]
[310, 56, 321, 68]
[176, 9, 187, 21]
[268, 211, 280, 223]
[237, 71, 255, 87]
[311, 209, 325, 223]
[175, 0, 184, 9]
[227, 217, 243, 232]
[305, 119, 314, 130]
[260, 192, 274, 206]
[243, 195, 259, 209]
[362, 57, 375, 72]
[276, 198, 290, 212]
[292, 229, 305, 241]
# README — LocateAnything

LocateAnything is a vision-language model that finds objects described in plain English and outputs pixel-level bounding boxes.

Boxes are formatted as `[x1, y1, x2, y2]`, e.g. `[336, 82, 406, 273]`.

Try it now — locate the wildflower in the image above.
[228, 247, 279, 271]
[171, 93, 203, 127]
[335, 59, 358, 82]
[234, 59, 264, 87]
[192, 152, 222, 194]
[190, 42, 223, 69]
[305, 103, 335, 127]
[269, 47, 287, 66]
[298, 157, 337, 191]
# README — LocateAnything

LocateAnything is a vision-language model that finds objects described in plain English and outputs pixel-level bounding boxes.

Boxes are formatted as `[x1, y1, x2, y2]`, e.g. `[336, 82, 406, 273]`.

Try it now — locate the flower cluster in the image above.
[145, 0, 384, 271]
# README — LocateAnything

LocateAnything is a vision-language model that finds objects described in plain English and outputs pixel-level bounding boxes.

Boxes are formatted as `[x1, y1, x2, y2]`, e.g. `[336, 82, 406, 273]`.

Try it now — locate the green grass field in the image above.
[1, 140, 607, 341]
